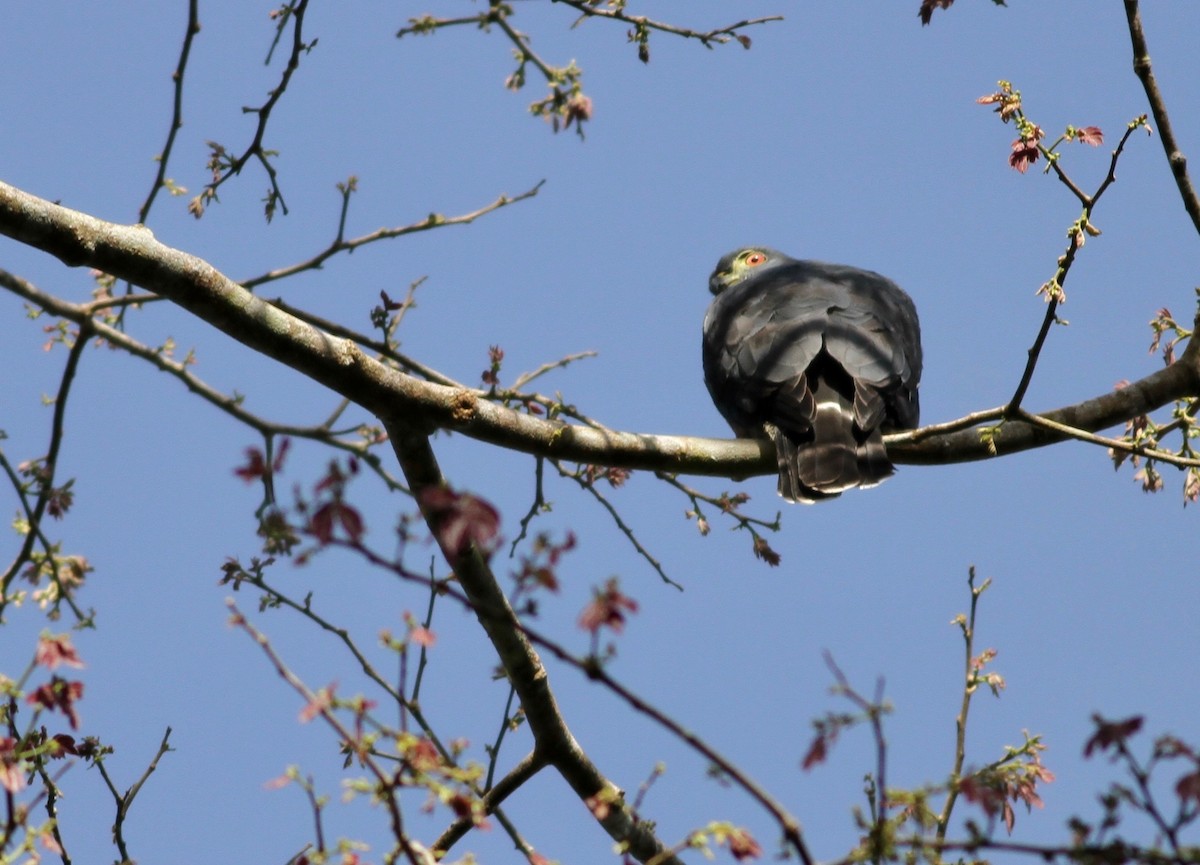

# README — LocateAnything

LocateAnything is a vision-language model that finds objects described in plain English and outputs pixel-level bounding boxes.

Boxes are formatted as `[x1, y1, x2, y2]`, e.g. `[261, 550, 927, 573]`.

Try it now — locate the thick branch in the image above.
[1, 180, 1197, 482]
[386, 424, 681, 865]
[889, 353, 1198, 465]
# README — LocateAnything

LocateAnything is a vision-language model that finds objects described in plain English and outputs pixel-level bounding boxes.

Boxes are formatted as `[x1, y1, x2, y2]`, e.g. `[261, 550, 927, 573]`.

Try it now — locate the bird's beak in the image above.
[709, 269, 731, 295]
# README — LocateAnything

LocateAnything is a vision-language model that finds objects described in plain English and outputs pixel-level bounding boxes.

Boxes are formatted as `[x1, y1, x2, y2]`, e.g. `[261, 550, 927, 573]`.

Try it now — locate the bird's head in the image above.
[708, 247, 789, 295]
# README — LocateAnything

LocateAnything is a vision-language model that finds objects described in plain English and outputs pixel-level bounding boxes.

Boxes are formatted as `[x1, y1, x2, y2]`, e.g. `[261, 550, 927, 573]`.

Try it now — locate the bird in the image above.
[702, 247, 922, 503]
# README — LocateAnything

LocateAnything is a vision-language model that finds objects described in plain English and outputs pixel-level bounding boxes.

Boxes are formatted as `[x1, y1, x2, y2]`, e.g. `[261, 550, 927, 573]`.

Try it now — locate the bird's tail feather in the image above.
[768, 379, 895, 503]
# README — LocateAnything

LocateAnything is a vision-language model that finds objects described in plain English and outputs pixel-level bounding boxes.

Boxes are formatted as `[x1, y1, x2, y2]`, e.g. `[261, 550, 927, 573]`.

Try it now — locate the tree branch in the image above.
[1009, 117, 1150, 412]
[137, 0, 200, 225]
[0, 317, 91, 623]
[1124, 0, 1200, 235]
[0, 268, 407, 491]
[192, 0, 312, 220]
[433, 749, 546, 856]
[385, 423, 683, 865]
[1, 180, 1197, 486]
[553, 1, 782, 48]
[239, 181, 545, 290]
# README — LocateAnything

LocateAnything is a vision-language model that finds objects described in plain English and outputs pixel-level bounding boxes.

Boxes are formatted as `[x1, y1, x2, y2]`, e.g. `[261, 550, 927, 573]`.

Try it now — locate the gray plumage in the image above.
[702, 247, 922, 503]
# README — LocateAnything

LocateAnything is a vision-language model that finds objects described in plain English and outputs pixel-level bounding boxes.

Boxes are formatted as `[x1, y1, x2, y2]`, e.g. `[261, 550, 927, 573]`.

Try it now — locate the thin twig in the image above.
[938, 568, 984, 841]
[228, 561, 535, 858]
[575, 647, 815, 865]
[510, 350, 597, 391]
[30, 762, 73, 864]
[138, 0, 200, 224]
[268, 295, 462, 388]
[239, 181, 545, 289]
[509, 456, 547, 556]
[1006, 251, 1073, 413]
[433, 749, 547, 857]
[886, 406, 1007, 444]
[1117, 738, 1184, 854]
[553, 459, 682, 589]
[486, 685, 519, 791]
[0, 269, 407, 493]
[556, 2, 782, 47]
[0, 326, 91, 623]
[409, 566, 439, 704]
[227, 602, 427, 865]
[654, 471, 781, 532]
[299, 775, 328, 858]
[234, 571, 430, 749]
[1008, 118, 1149, 412]
[630, 762, 665, 816]
[397, 16, 484, 39]
[824, 653, 890, 857]
[1013, 407, 1200, 468]
[492, 13, 558, 82]
[97, 727, 174, 864]
[194, 0, 312, 219]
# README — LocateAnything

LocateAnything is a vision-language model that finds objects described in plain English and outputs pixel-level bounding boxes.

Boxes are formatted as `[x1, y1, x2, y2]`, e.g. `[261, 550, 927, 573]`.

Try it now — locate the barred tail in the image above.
[767, 379, 895, 504]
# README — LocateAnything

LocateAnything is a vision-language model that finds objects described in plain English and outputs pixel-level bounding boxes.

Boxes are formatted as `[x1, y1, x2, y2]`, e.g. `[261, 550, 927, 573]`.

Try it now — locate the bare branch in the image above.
[96, 727, 174, 864]
[1013, 407, 1200, 468]
[558, 628, 816, 865]
[433, 749, 546, 856]
[510, 349, 597, 391]
[552, 460, 680, 589]
[324, 526, 823, 859]
[191, 0, 313, 220]
[222, 558, 542, 859]
[386, 423, 685, 865]
[227, 602, 428, 865]
[239, 181, 545, 290]
[938, 568, 986, 840]
[0, 321, 91, 623]
[1009, 118, 1150, 412]
[1124, 0, 1200, 235]
[0, 268, 407, 493]
[1, 181, 1197, 487]
[555, 2, 782, 48]
[509, 456, 547, 555]
[138, 0, 200, 224]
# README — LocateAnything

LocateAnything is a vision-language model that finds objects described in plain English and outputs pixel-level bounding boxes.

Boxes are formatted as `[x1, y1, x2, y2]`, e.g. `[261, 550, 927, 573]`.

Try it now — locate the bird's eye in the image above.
[744, 251, 767, 267]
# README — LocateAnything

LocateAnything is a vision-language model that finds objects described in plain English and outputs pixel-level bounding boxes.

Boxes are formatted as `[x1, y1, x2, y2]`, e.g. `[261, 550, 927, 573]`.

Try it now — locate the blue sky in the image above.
[2, 2, 1198, 863]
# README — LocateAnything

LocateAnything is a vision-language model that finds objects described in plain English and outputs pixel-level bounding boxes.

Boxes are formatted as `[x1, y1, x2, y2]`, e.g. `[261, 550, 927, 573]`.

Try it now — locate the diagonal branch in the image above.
[433, 749, 547, 856]
[239, 181, 545, 290]
[556, 2, 782, 48]
[1012, 408, 1200, 468]
[336, 530, 818, 861]
[138, 0, 200, 225]
[1, 179, 1197, 483]
[0, 318, 91, 622]
[1008, 118, 1150, 412]
[559, 636, 816, 865]
[0, 268, 406, 491]
[385, 423, 684, 865]
[1124, 0, 1200, 235]
[193, 0, 312, 219]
